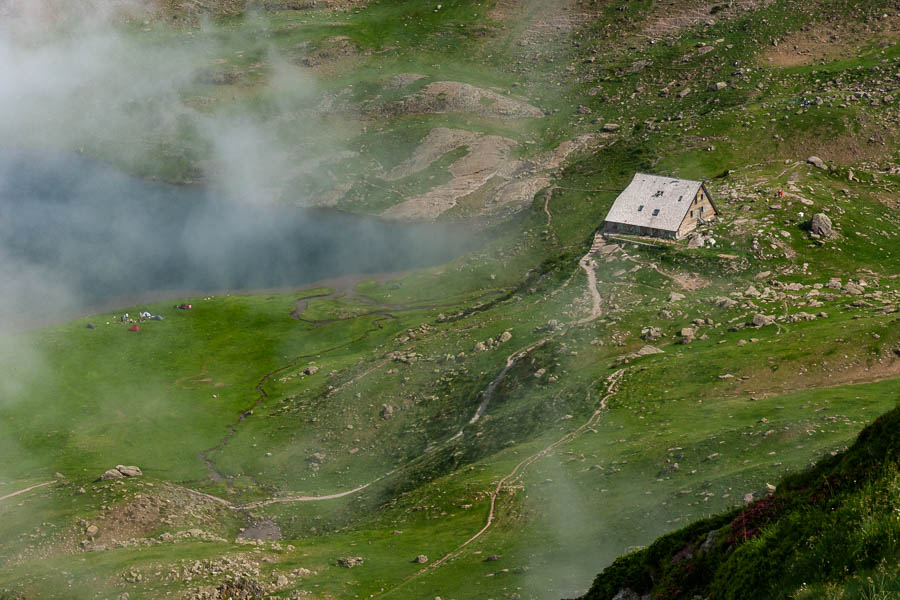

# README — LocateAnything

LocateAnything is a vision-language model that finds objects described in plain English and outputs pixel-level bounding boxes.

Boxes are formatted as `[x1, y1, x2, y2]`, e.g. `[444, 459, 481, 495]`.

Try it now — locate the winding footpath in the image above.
[0, 481, 54, 504]
[402, 368, 627, 586]
[187, 239, 611, 511]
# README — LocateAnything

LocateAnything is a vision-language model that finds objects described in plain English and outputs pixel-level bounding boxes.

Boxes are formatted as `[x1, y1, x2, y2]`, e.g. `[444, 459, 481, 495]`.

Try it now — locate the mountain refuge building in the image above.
[603, 173, 718, 239]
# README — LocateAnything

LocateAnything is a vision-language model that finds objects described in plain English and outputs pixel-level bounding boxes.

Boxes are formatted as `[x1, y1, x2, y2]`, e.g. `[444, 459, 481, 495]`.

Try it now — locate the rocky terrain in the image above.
[0, 0, 898, 599]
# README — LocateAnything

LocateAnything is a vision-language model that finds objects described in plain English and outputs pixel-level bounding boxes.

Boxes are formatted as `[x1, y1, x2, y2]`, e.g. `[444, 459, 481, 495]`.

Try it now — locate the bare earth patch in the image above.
[671, 272, 710, 291]
[638, 0, 776, 39]
[385, 128, 479, 181]
[379, 81, 545, 120]
[382, 130, 600, 220]
[762, 14, 899, 67]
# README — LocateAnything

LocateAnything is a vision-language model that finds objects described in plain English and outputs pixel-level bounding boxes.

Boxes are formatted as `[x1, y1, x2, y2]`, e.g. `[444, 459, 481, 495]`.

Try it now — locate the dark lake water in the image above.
[0, 150, 476, 326]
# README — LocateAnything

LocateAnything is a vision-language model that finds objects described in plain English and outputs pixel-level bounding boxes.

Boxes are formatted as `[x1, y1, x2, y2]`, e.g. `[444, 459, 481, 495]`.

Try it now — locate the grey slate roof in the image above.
[604, 173, 704, 232]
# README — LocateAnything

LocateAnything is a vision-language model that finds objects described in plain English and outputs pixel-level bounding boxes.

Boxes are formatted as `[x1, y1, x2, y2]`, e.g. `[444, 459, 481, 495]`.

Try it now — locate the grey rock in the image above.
[751, 314, 776, 327]
[807, 156, 827, 170]
[612, 589, 641, 600]
[641, 326, 662, 341]
[699, 529, 719, 554]
[810, 213, 833, 237]
[101, 468, 124, 481]
[115, 465, 142, 478]
[337, 556, 364, 568]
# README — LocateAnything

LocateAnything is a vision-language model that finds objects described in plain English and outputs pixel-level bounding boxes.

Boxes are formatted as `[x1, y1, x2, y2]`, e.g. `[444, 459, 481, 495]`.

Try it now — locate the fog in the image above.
[0, 1, 474, 328]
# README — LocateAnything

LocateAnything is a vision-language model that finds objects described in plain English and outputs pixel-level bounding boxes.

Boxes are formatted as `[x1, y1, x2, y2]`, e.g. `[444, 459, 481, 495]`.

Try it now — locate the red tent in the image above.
[129, 325, 140, 332]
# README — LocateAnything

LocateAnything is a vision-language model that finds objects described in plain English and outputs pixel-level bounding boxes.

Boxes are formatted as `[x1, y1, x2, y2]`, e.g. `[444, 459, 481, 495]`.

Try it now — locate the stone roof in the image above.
[604, 173, 706, 232]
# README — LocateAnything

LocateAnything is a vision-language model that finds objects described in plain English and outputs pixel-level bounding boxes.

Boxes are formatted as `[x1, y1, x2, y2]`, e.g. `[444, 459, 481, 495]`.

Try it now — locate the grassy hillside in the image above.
[582, 405, 900, 600]
[0, 0, 898, 598]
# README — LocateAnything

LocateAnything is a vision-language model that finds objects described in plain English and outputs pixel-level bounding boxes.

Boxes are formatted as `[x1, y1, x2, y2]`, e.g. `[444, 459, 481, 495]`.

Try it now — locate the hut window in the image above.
[652, 208, 660, 216]
[654, 190, 664, 197]
[638, 205, 644, 212]
[678, 195, 683, 202]
[700, 206, 705, 213]
[690, 210, 694, 217]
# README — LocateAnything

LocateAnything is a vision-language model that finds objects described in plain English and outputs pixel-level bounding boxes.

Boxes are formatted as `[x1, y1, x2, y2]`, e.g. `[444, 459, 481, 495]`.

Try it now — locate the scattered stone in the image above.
[710, 81, 727, 91]
[668, 292, 685, 302]
[843, 282, 864, 295]
[337, 557, 364, 568]
[414, 554, 428, 564]
[499, 330, 512, 343]
[658, 463, 679, 475]
[641, 326, 662, 341]
[636, 345, 664, 356]
[602, 123, 620, 132]
[381, 404, 394, 420]
[751, 314, 776, 328]
[303, 365, 320, 376]
[485, 554, 500, 562]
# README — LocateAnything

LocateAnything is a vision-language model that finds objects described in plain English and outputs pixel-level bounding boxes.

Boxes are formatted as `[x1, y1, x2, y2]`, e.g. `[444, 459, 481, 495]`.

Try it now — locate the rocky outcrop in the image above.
[101, 465, 142, 480]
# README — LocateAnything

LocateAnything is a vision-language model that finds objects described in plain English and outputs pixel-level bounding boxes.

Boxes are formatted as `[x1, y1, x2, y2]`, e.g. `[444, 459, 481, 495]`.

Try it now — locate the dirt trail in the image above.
[0, 481, 53, 503]
[188, 245, 610, 508]
[404, 368, 627, 582]
[577, 252, 603, 322]
[239, 478, 388, 510]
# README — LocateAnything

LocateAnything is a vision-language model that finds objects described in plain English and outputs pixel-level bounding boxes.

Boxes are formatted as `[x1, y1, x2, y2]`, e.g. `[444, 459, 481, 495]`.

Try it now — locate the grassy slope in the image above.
[583, 405, 900, 600]
[1, 0, 899, 599]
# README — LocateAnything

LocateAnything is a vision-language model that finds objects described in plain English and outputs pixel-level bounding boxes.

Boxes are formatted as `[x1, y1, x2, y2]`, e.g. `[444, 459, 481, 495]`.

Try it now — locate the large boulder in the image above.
[810, 213, 833, 237]
[101, 468, 124, 481]
[807, 156, 827, 170]
[115, 465, 143, 477]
